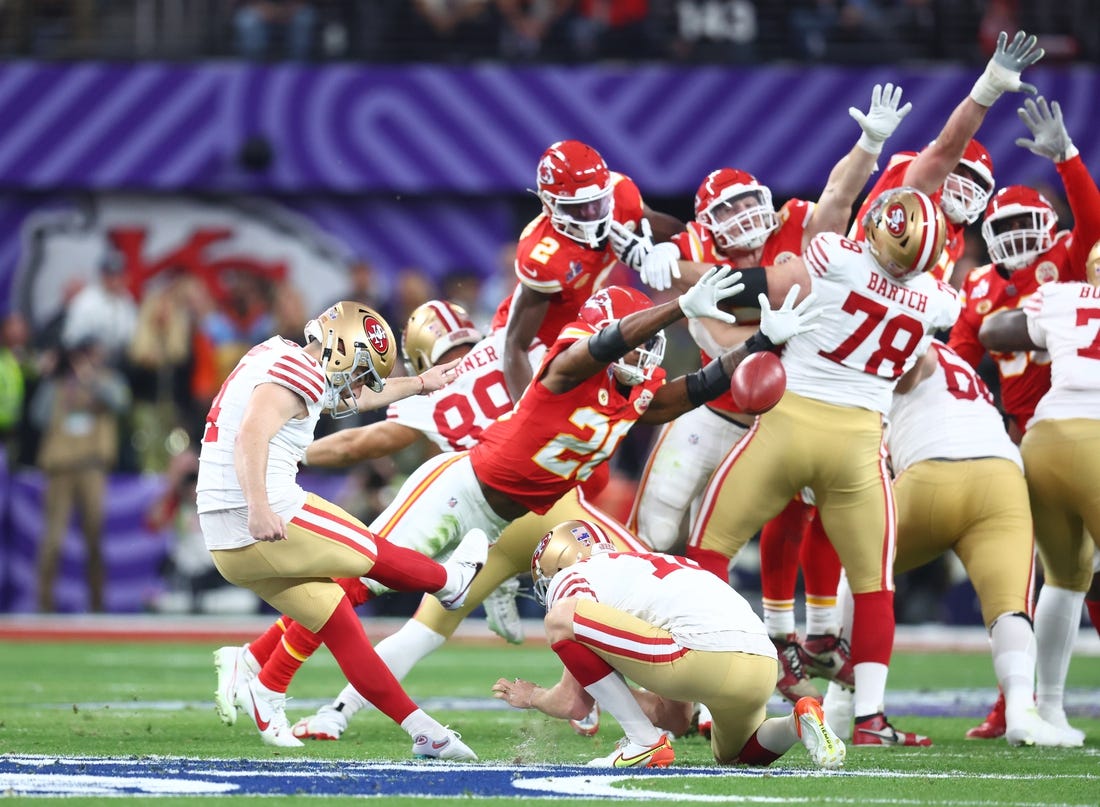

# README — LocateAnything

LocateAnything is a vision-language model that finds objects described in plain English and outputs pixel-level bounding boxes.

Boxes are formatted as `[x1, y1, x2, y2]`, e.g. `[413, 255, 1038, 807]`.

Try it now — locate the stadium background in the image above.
[0, 1, 1096, 626]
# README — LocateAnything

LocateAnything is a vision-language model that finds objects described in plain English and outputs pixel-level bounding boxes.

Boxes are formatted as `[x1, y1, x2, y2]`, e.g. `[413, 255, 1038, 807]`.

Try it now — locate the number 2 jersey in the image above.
[196, 336, 325, 518]
[468, 321, 665, 515]
[786, 232, 961, 414]
[546, 550, 775, 657]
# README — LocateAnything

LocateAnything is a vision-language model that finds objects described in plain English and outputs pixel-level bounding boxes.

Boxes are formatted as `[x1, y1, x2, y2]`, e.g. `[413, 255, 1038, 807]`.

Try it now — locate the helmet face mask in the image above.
[530, 519, 615, 605]
[981, 186, 1057, 271]
[536, 140, 615, 248]
[939, 139, 995, 225]
[305, 301, 397, 418]
[695, 168, 778, 251]
[579, 286, 665, 386]
[401, 300, 482, 375]
[863, 187, 947, 282]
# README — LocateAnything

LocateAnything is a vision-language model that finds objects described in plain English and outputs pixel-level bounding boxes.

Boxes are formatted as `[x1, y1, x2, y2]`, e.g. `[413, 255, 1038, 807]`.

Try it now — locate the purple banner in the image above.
[0, 62, 1094, 195]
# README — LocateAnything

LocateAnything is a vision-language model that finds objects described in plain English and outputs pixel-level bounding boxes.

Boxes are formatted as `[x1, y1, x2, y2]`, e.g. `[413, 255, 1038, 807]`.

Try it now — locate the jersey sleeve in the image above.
[1058, 155, 1100, 281]
[266, 351, 326, 404]
[1023, 285, 1049, 348]
[803, 231, 844, 278]
[514, 242, 566, 295]
[611, 173, 645, 225]
[546, 568, 598, 607]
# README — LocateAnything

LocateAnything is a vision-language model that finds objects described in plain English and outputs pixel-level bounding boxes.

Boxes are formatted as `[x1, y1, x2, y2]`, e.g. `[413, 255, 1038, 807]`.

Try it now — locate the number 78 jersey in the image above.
[785, 232, 961, 415]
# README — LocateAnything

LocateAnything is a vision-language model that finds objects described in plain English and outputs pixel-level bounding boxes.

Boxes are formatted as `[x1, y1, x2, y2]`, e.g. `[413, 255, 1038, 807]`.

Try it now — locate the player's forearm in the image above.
[234, 431, 273, 511]
[905, 100, 986, 195]
[503, 345, 533, 401]
[978, 310, 1036, 352]
[811, 147, 879, 238]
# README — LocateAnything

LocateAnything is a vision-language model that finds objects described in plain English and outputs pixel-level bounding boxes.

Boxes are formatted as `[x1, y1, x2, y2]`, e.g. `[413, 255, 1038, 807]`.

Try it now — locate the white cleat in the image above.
[484, 576, 524, 644]
[436, 528, 489, 611]
[1007, 707, 1085, 748]
[795, 696, 846, 770]
[235, 677, 304, 748]
[1037, 706, 1086, 746]
[292, 703, 349, 741]
[586, 734, 675, 768]
[412, 726, 478, 761]
[213, 644, 257, 726]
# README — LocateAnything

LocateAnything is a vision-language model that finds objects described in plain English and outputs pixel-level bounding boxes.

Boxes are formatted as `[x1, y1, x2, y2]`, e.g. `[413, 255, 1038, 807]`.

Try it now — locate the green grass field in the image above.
[1, 636, 1098, 805]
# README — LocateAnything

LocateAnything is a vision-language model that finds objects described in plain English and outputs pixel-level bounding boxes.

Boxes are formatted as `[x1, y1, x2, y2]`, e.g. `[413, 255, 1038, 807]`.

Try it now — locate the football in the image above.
[729, 351, 786, 415]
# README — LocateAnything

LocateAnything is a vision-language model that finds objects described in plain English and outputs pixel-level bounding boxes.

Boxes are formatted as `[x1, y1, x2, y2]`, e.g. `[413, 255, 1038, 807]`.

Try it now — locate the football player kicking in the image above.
[492, 520, 846, 770]
[197, 300, 484, 759]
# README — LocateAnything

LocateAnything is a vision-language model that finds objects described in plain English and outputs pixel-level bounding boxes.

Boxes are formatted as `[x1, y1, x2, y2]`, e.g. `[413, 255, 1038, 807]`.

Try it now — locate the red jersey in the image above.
[673, 198, 813, 416]
[491, 172, 645, 346]
[469, 321, 665, 515]
[851, 152, 966, 284]
[948, 155, 1100, 432]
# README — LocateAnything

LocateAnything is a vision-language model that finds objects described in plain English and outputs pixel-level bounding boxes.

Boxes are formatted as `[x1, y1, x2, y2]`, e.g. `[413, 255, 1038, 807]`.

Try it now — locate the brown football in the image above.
[730, 351, 786, 415]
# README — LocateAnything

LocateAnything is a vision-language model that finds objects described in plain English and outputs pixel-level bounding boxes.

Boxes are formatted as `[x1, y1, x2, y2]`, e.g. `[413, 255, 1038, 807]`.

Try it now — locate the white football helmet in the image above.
[305, 300, 397, 418]
[535, 140, 615, 248]
[531, 520, 615, 605]
[939, 139, 995, 225]
[402, 299, 482, 374]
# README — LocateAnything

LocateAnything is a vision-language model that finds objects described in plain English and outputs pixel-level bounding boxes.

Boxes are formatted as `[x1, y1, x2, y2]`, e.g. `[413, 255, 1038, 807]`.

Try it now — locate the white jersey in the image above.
[888, 343, 1022, 473]
[785, 232, 961, 414]
[385, 330, 546, 452]
[197, 336, 325, 523]
[546, 551, 775, 658]
[1025, 282, 1100, 426]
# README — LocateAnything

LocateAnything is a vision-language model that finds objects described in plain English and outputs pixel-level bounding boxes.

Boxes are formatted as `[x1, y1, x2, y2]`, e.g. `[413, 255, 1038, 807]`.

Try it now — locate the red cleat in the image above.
[965, 691, 1006, 740]
[852, 712, 932, 747]
[771, 633, 823, 704]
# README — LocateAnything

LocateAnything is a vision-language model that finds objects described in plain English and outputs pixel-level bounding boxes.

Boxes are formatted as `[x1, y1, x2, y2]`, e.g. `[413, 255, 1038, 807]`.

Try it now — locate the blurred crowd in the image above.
[0, 1, 1096, 64]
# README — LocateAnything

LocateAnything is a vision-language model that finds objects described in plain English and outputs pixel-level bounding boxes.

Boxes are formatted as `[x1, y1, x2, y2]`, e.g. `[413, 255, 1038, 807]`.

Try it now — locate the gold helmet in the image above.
[531, 519, 615, 604]
[863, 186, 947, 282]
[402, 300, 483, 374]
[304, 300, 397, 418]
[1087, 239, 1100, 287]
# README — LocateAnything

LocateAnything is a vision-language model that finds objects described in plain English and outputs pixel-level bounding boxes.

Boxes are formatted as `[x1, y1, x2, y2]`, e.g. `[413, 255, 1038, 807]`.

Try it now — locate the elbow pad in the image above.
[587, 321, 630, 363]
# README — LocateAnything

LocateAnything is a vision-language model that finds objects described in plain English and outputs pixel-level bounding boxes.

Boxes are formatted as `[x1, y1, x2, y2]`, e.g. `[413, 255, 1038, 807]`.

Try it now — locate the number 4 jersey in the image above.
[786, 232, 961, 414]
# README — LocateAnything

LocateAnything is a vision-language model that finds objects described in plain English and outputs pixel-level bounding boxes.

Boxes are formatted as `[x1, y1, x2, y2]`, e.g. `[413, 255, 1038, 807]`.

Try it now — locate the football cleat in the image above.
[570, 703, 601, 737]
[1036, 705, 1086, 746]
[965, 691, 1006, 739]
[803, 632, 855, 690]
[695, 703, 714, 741]
[587, 734, 675, 768]
[822, 684, 854, 740]
[795, 696, 846, 770]
[291, 703, 349, 741]
[234, 677, 303, 748]
[437, 528, 489, 611]
[1006, 706, 1084, 748]
[771, 633, 823, 704]
[213, 644, 258, 727]
[412, 727, 478, 761]
[484, 576, 525, 645]
[852, 712, 932, 747]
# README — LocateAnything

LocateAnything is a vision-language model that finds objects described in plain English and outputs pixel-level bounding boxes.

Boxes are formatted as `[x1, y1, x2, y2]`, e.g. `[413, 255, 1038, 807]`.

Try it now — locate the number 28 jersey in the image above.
[785, 232, 961, 415]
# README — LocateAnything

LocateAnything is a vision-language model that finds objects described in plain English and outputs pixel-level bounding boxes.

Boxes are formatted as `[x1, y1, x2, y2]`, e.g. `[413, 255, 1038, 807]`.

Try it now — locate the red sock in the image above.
[734, 730, 781, 766]
[368, 536, 447, 593]
[315, 597, 418, 724]
[800, 511, 841, 597]
[759, 499, 807, 602]
[1086, 598, 1100, 640]
[850, 589, 894, 665]
[248, 617, 290, 666]
[551, 639, 615, 686]
[685, 546, 730, 581]
[257, 620, 323, 692]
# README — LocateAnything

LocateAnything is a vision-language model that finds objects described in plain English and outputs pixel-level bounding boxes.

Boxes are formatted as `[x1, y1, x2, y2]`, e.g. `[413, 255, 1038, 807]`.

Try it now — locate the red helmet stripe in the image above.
[911, 191, 938, 275]
[425, 300, 463, 334]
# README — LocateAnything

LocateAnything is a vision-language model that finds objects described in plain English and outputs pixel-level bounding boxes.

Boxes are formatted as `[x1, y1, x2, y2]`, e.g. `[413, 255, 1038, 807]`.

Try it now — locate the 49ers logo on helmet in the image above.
[885, 203, 907, 236]
[363, 316, 390, 354]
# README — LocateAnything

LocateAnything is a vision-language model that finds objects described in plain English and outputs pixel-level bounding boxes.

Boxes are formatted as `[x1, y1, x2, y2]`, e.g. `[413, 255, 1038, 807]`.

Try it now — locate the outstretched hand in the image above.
[609, 218, 655, 273]
[969, 30, 1044, 106]
[1016, 97, 1078, 163]
[849, 83, 912, 155]
[678, 265, 743, 324]
[759, 286, 825, 345]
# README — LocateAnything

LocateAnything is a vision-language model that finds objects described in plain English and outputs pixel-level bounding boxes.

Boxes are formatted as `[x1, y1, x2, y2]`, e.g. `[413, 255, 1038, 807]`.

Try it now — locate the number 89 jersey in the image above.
[385, 330, 547, 452]
[785, 232, 961, 415]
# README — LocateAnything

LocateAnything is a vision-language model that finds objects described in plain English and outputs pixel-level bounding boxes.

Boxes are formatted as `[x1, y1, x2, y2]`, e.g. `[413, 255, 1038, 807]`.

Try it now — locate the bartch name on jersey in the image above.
[865, 273, 930, 313]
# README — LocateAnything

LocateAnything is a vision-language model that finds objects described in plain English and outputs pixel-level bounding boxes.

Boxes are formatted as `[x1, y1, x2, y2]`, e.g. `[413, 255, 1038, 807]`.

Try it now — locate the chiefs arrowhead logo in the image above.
[363, 315, 389, 354]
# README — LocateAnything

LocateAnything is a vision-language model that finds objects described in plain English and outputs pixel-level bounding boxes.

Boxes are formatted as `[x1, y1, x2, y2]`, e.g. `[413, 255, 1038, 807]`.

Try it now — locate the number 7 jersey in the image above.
[786, 232, 961, 414]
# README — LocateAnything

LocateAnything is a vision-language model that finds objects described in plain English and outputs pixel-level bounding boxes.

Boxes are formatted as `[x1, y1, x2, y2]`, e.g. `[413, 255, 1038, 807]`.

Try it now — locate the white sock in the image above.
[763, 601, 796, 637]
[585, 671, 662, 746]
[853, 661, 888, 719]
[835, 572, 854, 638]
[400, 708, 441, 739]
[1034, 585, 1085, 715]
[754, 713, 799, 754]
[328, 620, 446, 719]
[990, 612, 1037, 721]
[241, 644, 261, 675]
[805, 601, 837, 636]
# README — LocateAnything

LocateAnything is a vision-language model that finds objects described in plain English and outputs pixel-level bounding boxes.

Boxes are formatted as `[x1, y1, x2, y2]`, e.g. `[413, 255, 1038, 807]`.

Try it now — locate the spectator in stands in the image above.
[390, 0, 500, 62]
[60, 253, 138, 365]
[233, 0, 318, 60]
[495, 0, 577, 60]
[198, 268, 277, 388]
[32, 336, 131, 613]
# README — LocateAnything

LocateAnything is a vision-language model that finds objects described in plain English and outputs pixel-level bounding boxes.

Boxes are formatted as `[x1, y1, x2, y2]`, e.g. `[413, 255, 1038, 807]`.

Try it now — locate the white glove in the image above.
[849, 83, 912, 156]
[640, 242, 682, 291]
[1016, 96, 1078, 163]
[969, 30, 1044, 107]
[678, 265, 743, 324]
[759, 286, 824, 345]
[609, 218, 654, 273]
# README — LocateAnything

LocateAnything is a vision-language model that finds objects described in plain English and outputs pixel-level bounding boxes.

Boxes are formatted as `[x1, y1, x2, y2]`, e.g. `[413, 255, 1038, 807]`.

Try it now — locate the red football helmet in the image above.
[981, 185, 1056, 270]
[694, 168, 778, 252]
[579, 285, 665, 386]
[536, 140, 614, 248]
[940, 139, 995, 225]
[401, 299, 483, 374]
